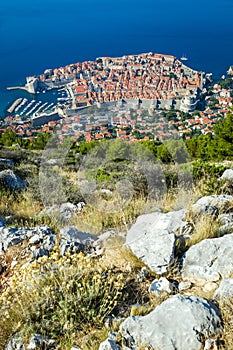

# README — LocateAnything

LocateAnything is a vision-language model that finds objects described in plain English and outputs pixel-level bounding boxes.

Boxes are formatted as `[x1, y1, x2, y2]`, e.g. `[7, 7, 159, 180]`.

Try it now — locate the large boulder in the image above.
[125, 209, 186, 274]
[0, 170, 26, 190]
[120, 294, 222, 350]
[182, 233, 233, 282]
[191, 195, 233, 217]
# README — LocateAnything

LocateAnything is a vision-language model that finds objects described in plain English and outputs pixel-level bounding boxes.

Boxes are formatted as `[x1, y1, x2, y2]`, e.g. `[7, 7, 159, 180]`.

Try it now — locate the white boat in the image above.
[181, 55, 188, 61]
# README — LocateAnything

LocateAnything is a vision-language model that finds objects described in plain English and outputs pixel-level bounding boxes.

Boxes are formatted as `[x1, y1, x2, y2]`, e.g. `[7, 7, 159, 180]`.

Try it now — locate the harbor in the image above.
[3, 88, 61, 120]
[6, 97, 57, 119]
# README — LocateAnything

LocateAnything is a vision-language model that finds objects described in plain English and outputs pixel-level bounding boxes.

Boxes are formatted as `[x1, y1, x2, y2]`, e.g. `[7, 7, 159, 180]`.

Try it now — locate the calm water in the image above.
[1, 0, 233, 116]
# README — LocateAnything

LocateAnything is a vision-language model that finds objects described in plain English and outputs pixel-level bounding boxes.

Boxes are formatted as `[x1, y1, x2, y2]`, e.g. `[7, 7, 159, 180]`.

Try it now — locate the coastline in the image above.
[0, 51, 230, 121]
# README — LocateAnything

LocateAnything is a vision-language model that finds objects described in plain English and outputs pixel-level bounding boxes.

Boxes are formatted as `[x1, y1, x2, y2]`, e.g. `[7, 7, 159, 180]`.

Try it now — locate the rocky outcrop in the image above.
[182, 233, 233, 282]
[5, 334, 55, 350]
[0, 225, 55, 257]
[0, 223, 102, 259]
[120, 294, 222, 350]
[191, 195, 233, 217]
[125, 209, 186, 274]
[0, 169, 26, 190]
[2, 192, 233, 349]
[60, 226, 98, 255]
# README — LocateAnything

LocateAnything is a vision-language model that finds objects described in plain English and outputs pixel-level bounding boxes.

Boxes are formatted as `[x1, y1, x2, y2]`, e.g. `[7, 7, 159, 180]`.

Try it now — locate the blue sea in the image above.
[1, 0, 233, 117]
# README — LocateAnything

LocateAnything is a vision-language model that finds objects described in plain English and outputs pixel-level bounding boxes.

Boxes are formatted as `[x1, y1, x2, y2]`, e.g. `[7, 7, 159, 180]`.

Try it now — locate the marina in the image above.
[3, 88, 60, 122]
[16, 98, 28, 113]
[6, 97, 57, 121]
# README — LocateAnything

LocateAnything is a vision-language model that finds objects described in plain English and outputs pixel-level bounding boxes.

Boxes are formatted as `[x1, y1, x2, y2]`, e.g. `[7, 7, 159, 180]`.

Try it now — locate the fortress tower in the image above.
[26, 76, 39, 94]
[180, 89, 198, 113]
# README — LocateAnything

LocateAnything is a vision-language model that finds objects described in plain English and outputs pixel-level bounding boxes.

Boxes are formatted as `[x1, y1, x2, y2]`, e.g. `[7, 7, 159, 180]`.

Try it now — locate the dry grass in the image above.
[0, 189, 52, 228]
[68, 196, 149, 235]
[1, 154, 232, 349]
[99, 236, 147, 271]
[75, 328, 109, 350]
[130, 292, 169, 317]
[218, 297, 233, 350]
[185, 214, 221, 249]
[0, 252, 127, 349]
[137, 345, 155, 350]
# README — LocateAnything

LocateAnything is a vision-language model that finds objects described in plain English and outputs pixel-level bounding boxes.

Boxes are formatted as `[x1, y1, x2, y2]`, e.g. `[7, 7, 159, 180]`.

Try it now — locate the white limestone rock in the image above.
[93, 230, 126, 256]
[218, 213, 233, 235]
[191, 195, 233, 217]
[125, 209, 186, 274]
[60, 226, 97, 255]
[182, 233, 233, 282]
[5, 337, 25, 350]
[0, 225, 55, 255]
[203, 282, 218, 293]
[178, 281, 192, 291]
[149, 277, 175, 296]
[204, 338, 218, 350]
[213, 278, 233, 300]
[220, 169, 233, 181]
[27, 334, 55, 350]
[120, 294, 222, 350]
[43, 202, 83, 222]
[0, 169, 26, 190]
[98, 339, 119, 350]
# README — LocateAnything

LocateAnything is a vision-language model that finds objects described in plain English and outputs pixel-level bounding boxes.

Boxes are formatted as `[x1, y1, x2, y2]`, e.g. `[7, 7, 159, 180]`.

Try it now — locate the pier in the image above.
[7, 86, 29, 92]
[7, 98, 22, 113]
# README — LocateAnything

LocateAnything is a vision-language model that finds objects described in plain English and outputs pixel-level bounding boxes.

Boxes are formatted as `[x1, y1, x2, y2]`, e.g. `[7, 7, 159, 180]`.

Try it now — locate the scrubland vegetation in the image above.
[0, 114, 232, 349]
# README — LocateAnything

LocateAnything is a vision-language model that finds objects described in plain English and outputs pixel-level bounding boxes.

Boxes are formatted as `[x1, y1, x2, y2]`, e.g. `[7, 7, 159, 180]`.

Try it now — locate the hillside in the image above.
[0, 114, 232, 350]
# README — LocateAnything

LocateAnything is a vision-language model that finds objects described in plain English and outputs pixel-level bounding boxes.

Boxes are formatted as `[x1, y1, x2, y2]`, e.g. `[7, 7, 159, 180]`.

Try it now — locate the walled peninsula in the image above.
[6, 52, 232, 142]
[8, 52, 207, 114]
